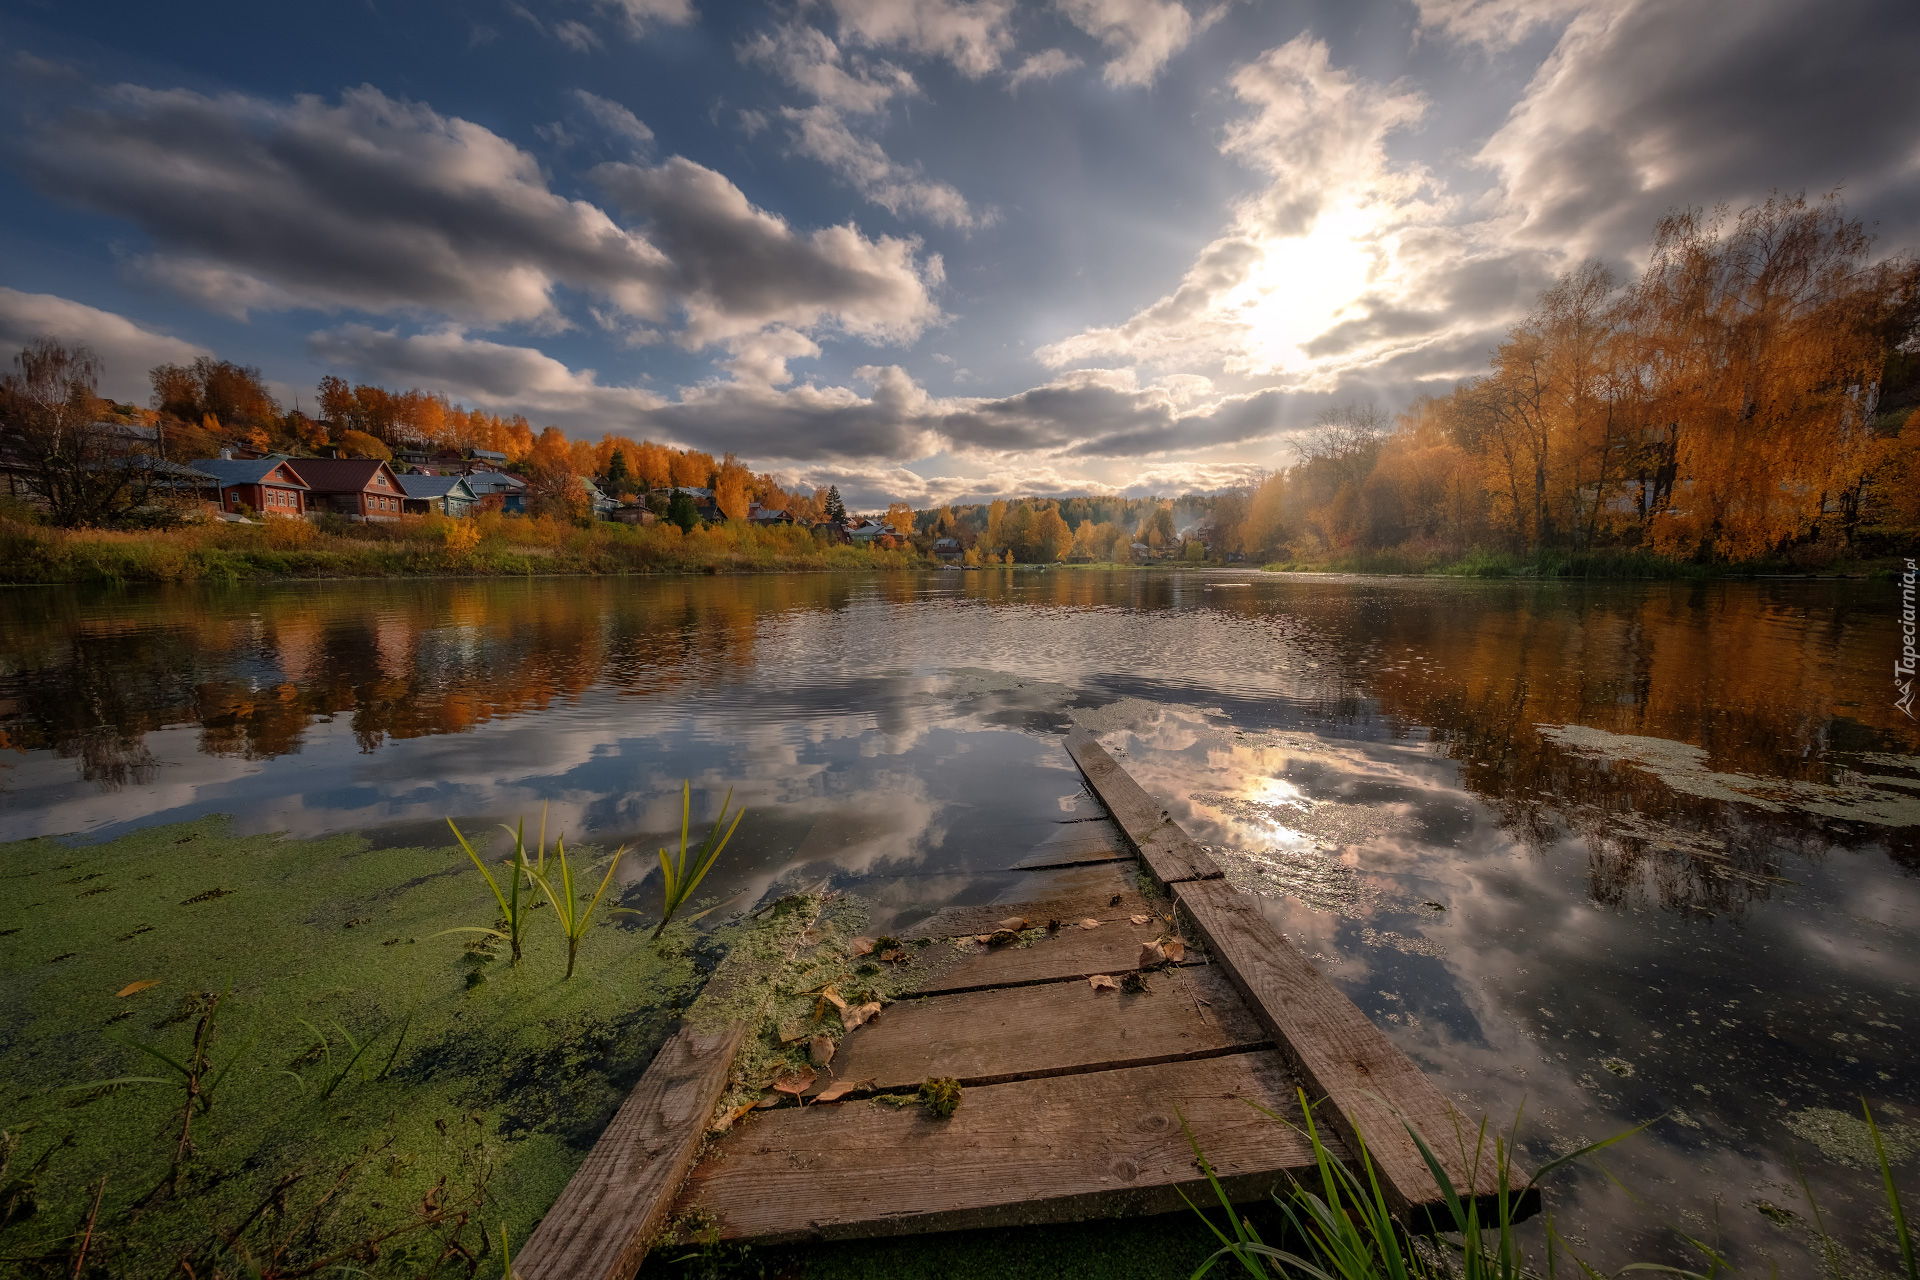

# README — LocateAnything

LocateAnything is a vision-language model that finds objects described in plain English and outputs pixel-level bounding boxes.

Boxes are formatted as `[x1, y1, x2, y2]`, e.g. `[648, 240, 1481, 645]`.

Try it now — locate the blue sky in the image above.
[3, 0, 1916, 506]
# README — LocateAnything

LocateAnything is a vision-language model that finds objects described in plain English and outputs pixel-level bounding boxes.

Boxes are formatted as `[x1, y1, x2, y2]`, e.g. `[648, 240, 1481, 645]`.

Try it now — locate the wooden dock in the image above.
[515, 728, 1528, 1277]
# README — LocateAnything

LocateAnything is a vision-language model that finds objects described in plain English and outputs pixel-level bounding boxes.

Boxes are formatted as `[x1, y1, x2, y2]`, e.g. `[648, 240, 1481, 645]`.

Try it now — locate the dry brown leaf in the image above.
[710, 1101, 758, 1133]
[753, 1092, 781, 1109]
[115, 979, 161, 998]
[841, 1001, 882, 1031]
[772, 1066, 817, 1097]
[973, 933, 994, 945]
[1137, 940, 1166, 968]
[820, 986, 848, 1010]
[1162, 938, 1187, 962]
[1088, 974, 1119, 993]
[1078, 918, 1101, 930]
[879, 948, 905, 963]
[778, 1021, 811, 1045]
[997, 916, 1029, 931]
[813, 1078, 871, 1104]
[1130, 914, 1151, 925]
[848, 937, 875, 957]
[809, 1034, 836, 1068]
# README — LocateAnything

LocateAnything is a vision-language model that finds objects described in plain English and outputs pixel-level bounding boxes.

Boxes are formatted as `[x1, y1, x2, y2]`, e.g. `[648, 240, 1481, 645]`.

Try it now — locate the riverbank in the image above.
[0, 515, 923, 584]
[1257, 545, 1911, 579]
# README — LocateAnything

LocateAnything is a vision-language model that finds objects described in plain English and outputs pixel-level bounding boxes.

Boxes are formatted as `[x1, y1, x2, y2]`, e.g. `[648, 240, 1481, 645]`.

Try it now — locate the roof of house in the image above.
[398, 474, 478, 500]
[465, 472, 527, 493]
[468, 449, 509, 461]
[284, 458, 398, 491]
[187, 457, 311, 488]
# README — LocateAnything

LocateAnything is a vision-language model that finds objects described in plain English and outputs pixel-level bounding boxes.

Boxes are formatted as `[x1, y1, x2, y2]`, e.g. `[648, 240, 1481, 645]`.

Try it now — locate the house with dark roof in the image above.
[464, 470, 527, 514]
[188, 456, 313, 517]
[398, 473, 479, 517]
[283, 457, 409, 521]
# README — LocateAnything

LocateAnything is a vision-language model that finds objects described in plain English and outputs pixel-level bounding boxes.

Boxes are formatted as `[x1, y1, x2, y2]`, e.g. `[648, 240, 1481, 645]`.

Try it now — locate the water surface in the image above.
[2, 570, 1915, 1273]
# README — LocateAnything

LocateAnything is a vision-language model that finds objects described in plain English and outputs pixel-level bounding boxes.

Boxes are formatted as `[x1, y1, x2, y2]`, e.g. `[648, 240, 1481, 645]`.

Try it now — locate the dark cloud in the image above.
[1485, 0, 1920, 256]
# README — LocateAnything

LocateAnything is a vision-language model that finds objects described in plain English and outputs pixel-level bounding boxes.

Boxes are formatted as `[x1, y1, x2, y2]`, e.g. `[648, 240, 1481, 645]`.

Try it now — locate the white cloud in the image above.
[554, 18, 604, 51]
[1008, 48, 1083, 88]
[0, 288, 212, 401]
[1056, 0, 1222, 88]
[826, 0, 1019, 78]
[739, 24, 915, 115]
[570, 89, 654, 146]
[595, 0, 696, 36]
[1411, 0, 1603, 49]
[781, 106, 987, 228]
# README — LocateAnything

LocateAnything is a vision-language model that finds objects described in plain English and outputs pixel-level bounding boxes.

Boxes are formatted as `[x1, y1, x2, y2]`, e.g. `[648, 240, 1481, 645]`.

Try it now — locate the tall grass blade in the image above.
[1865, 1099, 1917, 1280]
[527, 834, 628, 978]
[650, 782, 745, 939]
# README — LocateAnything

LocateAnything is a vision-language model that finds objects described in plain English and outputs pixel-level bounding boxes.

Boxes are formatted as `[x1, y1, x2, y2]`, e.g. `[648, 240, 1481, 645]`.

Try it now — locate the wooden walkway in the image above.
[515, 729, 1528, 1277]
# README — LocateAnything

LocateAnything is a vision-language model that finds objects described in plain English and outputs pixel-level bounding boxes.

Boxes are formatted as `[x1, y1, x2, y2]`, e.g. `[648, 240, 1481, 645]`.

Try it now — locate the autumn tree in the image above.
[714, 453, 753, 520]
[4, 339, 177, 526]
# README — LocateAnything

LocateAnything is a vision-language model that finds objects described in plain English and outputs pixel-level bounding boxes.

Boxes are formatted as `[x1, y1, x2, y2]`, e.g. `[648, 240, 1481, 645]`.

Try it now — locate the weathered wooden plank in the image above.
[1171, 879, 1532, 1225]
[1064, 729, 1222, 885]
[1008, 821, 1131, 869]
[515, 1022, 745, 1280]
[675, 1052, 1330, 1243]
[827, 963, 1262, 1092]
[912, 887, 1156, 939]
[914, 916, 1190, 996]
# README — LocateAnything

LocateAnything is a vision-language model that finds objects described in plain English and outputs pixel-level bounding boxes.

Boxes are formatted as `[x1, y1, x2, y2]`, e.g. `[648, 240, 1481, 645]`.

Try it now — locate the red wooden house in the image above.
[190, 456, 312, 516]
[284, 458, 410, 521]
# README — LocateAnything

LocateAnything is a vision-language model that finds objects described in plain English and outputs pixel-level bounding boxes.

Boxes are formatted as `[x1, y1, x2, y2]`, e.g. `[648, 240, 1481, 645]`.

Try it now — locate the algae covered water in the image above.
[1, 571, 1916, 1276]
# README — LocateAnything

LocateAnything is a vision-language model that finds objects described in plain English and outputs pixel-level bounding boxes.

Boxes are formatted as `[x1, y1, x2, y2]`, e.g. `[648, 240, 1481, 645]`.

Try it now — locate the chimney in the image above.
[219, 447, 233, 460]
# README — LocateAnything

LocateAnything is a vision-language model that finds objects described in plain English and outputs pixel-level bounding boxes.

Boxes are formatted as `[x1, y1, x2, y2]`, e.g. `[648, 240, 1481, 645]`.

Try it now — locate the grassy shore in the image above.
[0, 514, 924, 585]
[1257, 545, 1910, 579]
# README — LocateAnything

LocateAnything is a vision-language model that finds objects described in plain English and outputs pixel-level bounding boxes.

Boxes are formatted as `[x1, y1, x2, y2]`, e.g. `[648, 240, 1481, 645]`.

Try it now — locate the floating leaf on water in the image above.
[1162, 938, 1187, 963]
[842, 1001, 882, 1031]
[1130, 915, 1151, 925]
[997, 916, 1029, 931]
[809, 1034, 836, 1068]
[772, 1066, 817, 1098]
[848, 937, 875, 957]
[115, 980, 161, 998]
[1137, 941, 1165, 969]
[1089, 974, 1119, 993]
[1078, 919, 1101, 930]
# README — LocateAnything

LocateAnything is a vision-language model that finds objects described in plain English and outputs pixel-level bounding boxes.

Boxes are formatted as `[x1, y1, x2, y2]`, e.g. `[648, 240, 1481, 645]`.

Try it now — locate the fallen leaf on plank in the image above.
[809, 1034, 836, 1068]
[772, 1066, 817, 1098]
[813, 1078, 872, 1103]
[1088, 974, 1119, 993]
[753, 1092, 781, 1109]
[1138, 940, 1166, 968]
[848, 937, 875, 957]
[997, 916, 1029, 931]
[710, 1101, 758, 1133]
[1162, 937, 1187, 962]
[842, 1001, 882, 1031]
[1078, 918, 1101, 930]
[116, 980, 161, 998]
[879, 948, 905, 963]
[1130, 914, 1151, 925]
[778, 1021, 811, 1044]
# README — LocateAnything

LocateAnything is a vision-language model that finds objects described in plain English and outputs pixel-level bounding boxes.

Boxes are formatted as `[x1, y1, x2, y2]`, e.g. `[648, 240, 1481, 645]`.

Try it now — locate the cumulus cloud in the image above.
[740, 22, 987, 227]
[826, 0, 1018, 78]
[1056, 0, 1223, 88]
[26, 84, 672, 327]
[1035, 35, 1544, 384]
[780, 105, 985, 228]
[1478, 0, 1920, 256]
[570, 89, 653, 146]
[1008, 48, 1083, 88]
[592, 155, 943, 346]
[0, 288, 212, 401]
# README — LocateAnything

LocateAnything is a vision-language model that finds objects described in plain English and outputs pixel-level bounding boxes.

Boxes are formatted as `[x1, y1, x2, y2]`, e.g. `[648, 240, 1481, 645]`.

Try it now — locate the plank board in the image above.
[1172, 879, 1533, 1226]
[675, 1051, 1330, 1243]
[912, 887, 1157, 939]
[827, 964, 1263, 1092]
[914, 916, 1191, 996]
[515, 1021, 745, 1280]
[1064, 729, 1222, 885]
[1008, 820, 1130, 869]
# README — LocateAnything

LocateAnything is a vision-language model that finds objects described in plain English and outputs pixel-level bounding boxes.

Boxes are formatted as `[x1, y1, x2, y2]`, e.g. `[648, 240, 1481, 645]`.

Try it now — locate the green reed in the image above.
[440, 812, 553, 964]
[526, 833, 626, 979]
[649, 781, 744, 941]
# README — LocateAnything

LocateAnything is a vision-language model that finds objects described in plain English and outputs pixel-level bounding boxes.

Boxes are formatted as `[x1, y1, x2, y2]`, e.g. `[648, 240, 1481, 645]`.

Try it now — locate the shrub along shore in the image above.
[0, 513, 924, 584]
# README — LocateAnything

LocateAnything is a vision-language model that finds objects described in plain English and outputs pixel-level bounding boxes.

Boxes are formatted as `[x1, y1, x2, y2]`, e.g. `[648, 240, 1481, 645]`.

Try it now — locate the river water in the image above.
[2, 570, 1915, 1274]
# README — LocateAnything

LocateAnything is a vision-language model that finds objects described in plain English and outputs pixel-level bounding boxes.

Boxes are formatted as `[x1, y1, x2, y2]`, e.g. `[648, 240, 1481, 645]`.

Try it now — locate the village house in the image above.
[747, 503, 797, 525]
[464, 471, 528, 514]
[285, 457, 409, 521]
[931, 535, 964, 562]
[190, 454, 313, 517]
[397, 473, 479, 517]
[843, 516, 905, 546]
